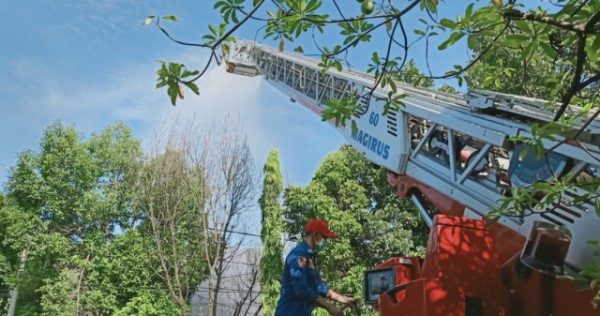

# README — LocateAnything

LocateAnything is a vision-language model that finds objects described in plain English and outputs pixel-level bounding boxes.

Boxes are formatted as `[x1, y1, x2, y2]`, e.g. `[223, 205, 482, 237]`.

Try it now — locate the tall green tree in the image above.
[0, 121, 184, 315]
[259, 149, 285, 316]
[133, 148, 209, 316]
[4, 121, 142, 315]
[284, 145, 428, 314]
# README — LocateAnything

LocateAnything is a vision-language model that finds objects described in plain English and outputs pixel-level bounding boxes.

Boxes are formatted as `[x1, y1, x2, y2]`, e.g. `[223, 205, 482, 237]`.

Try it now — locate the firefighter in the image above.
[274, 219, 356, 316]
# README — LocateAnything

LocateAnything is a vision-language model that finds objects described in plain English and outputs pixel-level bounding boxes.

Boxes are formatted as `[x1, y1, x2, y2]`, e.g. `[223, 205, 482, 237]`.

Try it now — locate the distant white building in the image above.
[191, 248, 263, 316]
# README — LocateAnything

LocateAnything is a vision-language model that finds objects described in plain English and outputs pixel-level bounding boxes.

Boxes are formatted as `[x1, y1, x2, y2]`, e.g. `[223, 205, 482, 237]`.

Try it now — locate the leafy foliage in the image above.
[259, 149, 285, 316]
[156, 62, 200, 106]
[0, 122, 185, 315]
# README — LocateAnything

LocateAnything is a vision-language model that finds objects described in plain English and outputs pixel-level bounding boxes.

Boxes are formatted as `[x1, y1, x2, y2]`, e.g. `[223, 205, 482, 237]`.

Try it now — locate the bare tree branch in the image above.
[155, 18, 211, 48]
[369, 17, 401, 96]
[190, 116, 257, 316]
[554, 32, 587, 121]
[579, 73, 600, 90]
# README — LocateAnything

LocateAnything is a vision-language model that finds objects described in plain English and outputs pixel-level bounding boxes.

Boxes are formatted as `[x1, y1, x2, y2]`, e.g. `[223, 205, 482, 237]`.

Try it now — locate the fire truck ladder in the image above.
[225, 40, 600, 271]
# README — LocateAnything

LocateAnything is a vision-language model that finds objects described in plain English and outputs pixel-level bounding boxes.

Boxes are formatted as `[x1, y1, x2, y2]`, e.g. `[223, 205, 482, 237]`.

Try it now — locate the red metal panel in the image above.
[378, 215, 510, 316]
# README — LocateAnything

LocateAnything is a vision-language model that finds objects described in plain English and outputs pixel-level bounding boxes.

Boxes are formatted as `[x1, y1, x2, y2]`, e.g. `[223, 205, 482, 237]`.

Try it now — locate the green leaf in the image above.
[540, 42, 557, 59]
[504, 34, 529, 47]
[294, 46, 304, 53]
[440, 18, 457, 28]
[209, 24, 218, 36]
[214, 1, 226, 9]
[426, 0, 438, 14]
[468, 35, 476, 50]
[513, 20, 532, 34]
[438, 32, 465, 50]
[386, 19, 393, 32]
[466, 3, 474, 17]
[483, 76, 495, 86]
[372, 51, 380, 64]
[184, 82, 200, 95]
[586, 35, 600, 62]
[167, 84, 177, 106]
[163, 15, 179, 22]
[389, 78, 397, 94]
[521, 40, 538, 59]
[143, 15, 155, 26]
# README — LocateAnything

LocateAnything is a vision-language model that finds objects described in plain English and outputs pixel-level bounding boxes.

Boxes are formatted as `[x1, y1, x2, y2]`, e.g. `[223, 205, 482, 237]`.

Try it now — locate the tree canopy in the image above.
[0, 121, 180, 315]
[0, 112, 266, 315]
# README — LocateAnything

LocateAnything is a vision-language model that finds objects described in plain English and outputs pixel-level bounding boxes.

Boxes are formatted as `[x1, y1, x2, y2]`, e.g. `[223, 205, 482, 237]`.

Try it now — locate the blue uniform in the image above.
[274, 241, 330, 316]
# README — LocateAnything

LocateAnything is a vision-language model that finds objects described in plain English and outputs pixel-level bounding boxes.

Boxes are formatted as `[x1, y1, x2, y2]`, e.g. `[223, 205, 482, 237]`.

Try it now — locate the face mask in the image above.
[315, 238, 325, 251]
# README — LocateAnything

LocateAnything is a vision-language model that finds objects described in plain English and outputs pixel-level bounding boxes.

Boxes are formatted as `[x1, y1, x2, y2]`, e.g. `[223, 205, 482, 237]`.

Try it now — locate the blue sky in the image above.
[0, 0, 349, 186]
[0, 0, 543, 236]
[0, 1, 473, 180]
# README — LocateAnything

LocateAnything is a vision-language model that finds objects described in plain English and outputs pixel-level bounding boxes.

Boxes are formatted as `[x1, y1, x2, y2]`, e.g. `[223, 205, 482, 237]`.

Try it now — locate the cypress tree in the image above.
[259, 149, 284, 315]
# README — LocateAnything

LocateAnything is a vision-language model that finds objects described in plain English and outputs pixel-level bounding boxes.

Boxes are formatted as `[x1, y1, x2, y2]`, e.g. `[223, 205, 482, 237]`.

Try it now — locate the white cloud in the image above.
[41, 0, 166, 47]
[7, 51, 269, 148]
[0, 52, 274, 181]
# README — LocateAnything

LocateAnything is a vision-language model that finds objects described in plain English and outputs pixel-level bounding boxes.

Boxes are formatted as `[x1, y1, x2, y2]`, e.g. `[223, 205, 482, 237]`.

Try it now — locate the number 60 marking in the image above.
[369, 112, 379, 126]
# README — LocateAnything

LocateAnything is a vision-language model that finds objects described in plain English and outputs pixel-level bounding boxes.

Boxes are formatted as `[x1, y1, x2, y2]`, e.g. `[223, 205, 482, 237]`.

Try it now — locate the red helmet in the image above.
[305, 219, 337, 238]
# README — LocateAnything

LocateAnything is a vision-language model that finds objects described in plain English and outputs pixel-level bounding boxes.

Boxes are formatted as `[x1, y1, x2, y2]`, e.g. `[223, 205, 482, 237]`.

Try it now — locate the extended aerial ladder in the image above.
[225, 40, 600, 315]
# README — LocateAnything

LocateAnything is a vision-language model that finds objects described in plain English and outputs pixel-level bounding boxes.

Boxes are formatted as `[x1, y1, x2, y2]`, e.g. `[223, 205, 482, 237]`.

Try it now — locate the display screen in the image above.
[363, 267, 395, 304]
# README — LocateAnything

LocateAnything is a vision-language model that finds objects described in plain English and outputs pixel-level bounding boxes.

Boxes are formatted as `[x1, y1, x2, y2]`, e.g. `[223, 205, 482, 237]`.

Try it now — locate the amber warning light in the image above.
[520, 221, 572, 276]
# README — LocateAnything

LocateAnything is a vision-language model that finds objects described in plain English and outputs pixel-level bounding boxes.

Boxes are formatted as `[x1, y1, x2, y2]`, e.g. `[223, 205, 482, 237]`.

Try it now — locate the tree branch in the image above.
[572, 108, 600, 140]
[155, 19, 211, 48]
[572, 0, 590, 16]
[579, 73, 600, 90]
[553, 32, 586, 121]
[326, 0, 421, 58]
[332, 0, 349, 22]
[182, 51, 216, 84]
[370, 18, 399, 94]
[213, 0, 266, 50]
[585, 11, 600, 32]
[502, 9, 585, 33]
[237, 7, 402, 25]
